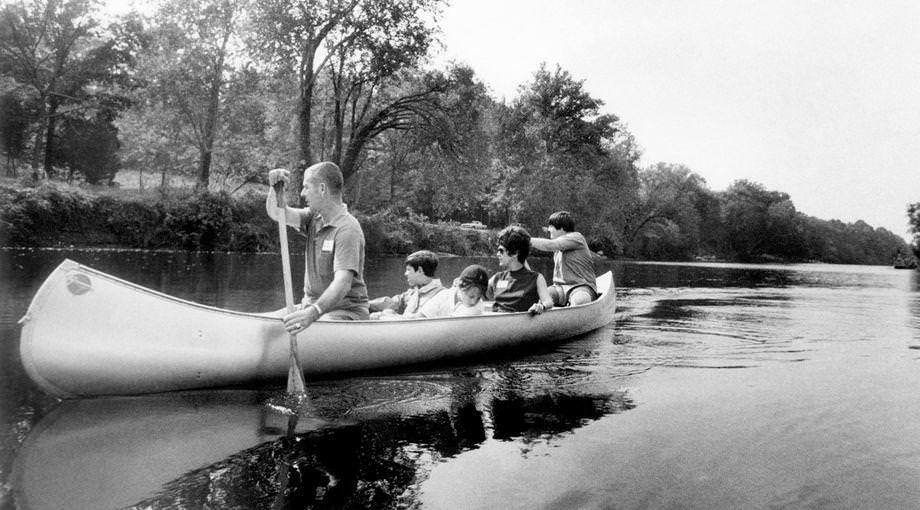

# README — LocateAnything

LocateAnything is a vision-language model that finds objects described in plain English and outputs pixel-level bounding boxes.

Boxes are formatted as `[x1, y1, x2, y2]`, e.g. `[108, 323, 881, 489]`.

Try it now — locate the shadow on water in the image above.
[614, 262, 798, 288]
[12, 378, 635, 510]
[638, 296, 792, 322]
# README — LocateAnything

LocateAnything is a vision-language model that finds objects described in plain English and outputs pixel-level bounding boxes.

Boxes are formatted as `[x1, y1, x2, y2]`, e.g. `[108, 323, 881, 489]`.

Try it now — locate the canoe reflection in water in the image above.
[13, 377, 635, 509]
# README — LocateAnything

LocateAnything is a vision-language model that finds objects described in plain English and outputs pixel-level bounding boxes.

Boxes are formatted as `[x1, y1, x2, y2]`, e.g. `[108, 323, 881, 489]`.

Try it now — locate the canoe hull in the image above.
[20, 259, 616, 398]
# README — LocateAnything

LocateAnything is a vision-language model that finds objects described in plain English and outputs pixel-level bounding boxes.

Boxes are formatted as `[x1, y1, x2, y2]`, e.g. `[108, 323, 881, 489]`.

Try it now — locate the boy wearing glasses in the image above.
[487, 226, 554, 314]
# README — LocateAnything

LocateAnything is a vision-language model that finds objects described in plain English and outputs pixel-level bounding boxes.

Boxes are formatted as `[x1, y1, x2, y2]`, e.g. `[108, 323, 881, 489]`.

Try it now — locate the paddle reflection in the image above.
[13, 380, 634, 509]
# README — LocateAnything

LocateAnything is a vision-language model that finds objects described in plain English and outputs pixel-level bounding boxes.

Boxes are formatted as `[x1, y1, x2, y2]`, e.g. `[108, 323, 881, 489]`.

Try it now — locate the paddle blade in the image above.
[287, 362, 306, 394]
[286, 337, 307, 394]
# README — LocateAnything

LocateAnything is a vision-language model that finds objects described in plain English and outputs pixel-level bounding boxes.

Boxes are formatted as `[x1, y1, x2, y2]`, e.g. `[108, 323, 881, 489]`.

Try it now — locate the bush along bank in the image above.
[0, 184, 495, 255]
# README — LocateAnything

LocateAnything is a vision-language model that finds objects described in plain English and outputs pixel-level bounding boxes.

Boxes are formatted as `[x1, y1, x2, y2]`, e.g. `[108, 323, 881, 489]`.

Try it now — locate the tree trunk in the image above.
[297, 47, 317, 186]
[318, 112, 327, 160]
[197, 28, 231, 190]
[352, 166, 363, 209]
[41, 101, 60, 178]
[389, 162, 396, 206]
[340, 120, 375, 183]
[30, 102, 48, 179]
[332, 83, 344, 165]
[197, 150, 213, 190]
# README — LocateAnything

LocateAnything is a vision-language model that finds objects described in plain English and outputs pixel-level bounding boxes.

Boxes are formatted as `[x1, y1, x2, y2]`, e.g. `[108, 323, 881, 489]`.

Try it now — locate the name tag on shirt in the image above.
[322, 239, 334, 252]
[496, 279, 509, 290]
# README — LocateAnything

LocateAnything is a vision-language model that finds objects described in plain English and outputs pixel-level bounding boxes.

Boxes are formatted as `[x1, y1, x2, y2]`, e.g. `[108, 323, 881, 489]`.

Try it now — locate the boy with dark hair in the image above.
[369, 250, 445, 319]
[547, 210, 575, 232]
[530, 211, 597, 306]
[487, 226, 554, 314]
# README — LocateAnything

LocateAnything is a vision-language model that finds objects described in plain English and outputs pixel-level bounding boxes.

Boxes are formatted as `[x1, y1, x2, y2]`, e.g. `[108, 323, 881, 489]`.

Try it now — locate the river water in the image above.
[1, 249, 919, 509]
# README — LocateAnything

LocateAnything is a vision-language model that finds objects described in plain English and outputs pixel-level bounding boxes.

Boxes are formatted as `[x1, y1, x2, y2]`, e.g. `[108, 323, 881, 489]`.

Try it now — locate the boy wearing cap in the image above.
[529, 211, 597, 306]
[419, 264, 491, 317]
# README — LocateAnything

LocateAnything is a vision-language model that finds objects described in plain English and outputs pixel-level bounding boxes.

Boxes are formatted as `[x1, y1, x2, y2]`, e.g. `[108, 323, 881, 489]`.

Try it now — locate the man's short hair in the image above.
[497, 226, 531, 263]
[405, 250, 438, 277]
[305, 161, 344, 195]
[548, 211, 575, 232]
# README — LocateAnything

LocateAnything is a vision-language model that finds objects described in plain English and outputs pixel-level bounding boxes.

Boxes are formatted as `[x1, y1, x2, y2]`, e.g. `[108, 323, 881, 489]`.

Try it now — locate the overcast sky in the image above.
[438, 0, 920, 241]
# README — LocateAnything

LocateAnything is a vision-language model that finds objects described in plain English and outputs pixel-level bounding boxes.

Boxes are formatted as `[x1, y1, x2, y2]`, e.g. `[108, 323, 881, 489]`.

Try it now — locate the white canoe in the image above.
[19, 259, 616, 398]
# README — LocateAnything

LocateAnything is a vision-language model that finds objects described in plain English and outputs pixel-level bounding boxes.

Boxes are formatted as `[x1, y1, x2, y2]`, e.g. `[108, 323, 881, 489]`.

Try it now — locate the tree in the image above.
[344, 64, 496, 220]
[335, 70, 451, 183]
[116, 99, 197, 188]
[0, 89, 31, 174]
[520, 63, 618, 158]
[1, 0, 95, 177]
[324, 0, 444, 181]
[0, 0, 140, 179]
[907, 202, 920, 259]
[624, 163, 712, 259]
[495, 63, 638, 245]
[250, 0, 444, 183]
[52, 113, 119, 183]
[137, 0, 246, 188]
[797, 215, 910, 265]
[720, 180, 808, 261]
[414, 65, 496, 221]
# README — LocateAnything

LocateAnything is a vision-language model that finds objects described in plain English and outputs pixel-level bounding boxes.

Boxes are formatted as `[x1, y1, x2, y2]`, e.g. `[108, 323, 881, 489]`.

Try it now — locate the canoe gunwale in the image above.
[26, 259, 614, 324]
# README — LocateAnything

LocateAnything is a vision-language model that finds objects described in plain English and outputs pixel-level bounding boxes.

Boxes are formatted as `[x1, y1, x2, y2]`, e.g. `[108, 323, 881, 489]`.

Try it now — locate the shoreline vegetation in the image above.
[0, 181, 496, 257]
[0, 179, 914, 266]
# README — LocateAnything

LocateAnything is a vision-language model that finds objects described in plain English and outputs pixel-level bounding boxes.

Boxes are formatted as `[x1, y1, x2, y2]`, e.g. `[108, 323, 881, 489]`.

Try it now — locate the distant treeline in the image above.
[909, 203, 920, 262]
[0, 0, 915, 265]
[0, 183, 910, 266]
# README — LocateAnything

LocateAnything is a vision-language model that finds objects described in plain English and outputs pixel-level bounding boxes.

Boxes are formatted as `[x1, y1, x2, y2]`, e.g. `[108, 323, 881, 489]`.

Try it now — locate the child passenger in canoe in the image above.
[487, 226, 554, 314]
[373, 264, 490, 319]
[422, 264, 490, 317]
[530, 210, 598, 306]
[369, 250, 445, 320]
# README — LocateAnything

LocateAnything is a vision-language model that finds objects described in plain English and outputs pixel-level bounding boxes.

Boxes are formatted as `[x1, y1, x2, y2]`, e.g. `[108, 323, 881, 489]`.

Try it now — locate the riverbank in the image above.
[0, 182, 494, 256]
[1, 180, 912, 267]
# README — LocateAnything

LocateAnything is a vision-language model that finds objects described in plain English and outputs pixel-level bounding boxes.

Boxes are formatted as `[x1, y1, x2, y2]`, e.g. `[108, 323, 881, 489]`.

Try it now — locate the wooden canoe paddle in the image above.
[273, 179, 307, 395]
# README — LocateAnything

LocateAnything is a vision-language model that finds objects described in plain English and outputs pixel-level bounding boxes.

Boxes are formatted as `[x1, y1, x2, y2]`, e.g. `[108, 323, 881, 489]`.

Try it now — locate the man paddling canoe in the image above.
[266, 162, 370, 334]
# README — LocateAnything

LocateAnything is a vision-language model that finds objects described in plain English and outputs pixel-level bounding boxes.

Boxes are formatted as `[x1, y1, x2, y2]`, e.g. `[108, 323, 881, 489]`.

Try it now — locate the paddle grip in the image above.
[272, 181, 286, 209]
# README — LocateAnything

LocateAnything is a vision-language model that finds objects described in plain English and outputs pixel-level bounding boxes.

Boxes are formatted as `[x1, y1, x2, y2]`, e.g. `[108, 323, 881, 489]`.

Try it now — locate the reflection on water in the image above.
[910, 271, 920, 346]
[3, 250, 920, 509]
[14, 379, 634, 509]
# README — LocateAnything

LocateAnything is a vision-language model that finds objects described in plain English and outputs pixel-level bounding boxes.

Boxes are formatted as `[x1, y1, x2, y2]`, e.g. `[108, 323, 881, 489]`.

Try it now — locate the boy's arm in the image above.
[369, 292, 407, 313]
[530, 234, 581, 252]
[527, 274, 554, 314]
